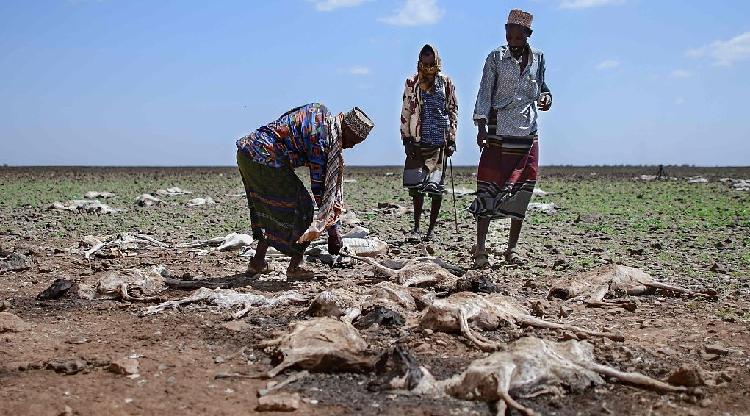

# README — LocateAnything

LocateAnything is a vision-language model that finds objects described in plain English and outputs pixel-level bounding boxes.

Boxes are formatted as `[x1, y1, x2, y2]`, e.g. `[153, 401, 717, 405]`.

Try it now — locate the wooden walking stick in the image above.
[449, 158, 459, 233]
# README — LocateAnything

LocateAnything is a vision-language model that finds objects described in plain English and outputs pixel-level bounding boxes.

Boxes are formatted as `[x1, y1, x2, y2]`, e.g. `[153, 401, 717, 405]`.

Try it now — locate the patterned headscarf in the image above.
[417, 44, 442, 92]
[297, 113, 344, 243]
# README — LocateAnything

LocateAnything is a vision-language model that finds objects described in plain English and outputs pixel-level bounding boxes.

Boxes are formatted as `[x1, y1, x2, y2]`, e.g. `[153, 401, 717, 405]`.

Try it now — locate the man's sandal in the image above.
[504, 249, 525, 266]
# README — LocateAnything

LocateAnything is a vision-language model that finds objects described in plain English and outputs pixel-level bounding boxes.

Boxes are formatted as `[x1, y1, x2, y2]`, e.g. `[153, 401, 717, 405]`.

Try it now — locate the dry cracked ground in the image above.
[1, 166, 749, 416]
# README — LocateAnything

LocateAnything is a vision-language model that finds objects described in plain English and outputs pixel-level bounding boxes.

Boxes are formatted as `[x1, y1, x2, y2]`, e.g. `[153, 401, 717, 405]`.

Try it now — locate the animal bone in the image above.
[81, 232, 168, 259]
[391, 337, 687, 416]
[78, 265, 168, 302]
[262, 318, 375, 377]
[548, 265, 717, 308]
[420, 292, 623, 351]
[50, 200, 121, 214]
[143, 287, 306, 318]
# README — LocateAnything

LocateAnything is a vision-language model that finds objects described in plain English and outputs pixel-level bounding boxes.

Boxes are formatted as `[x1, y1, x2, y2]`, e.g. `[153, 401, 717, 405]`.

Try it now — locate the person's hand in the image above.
[476, 129, 487, 149]
[403, 138, 416, 157]
[327, 228, 342, 255]
[538, 93, 552, 111]
[445, 144, 456, 157]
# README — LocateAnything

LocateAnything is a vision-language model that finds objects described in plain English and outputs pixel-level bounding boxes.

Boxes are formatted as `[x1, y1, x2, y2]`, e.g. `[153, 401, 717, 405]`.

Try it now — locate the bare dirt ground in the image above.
[1, 165, 748, 416]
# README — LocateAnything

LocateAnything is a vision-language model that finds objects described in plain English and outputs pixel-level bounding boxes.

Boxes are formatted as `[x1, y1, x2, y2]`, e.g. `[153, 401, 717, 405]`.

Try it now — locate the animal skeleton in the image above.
[143, 287, 306, 319]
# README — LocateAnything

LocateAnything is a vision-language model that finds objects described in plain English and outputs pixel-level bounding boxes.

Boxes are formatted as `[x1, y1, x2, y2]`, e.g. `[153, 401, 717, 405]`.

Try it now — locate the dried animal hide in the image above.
[143, 287, 307, 318]
[84, 191, 115, 199]
[420, 292, 623, 351]
[262, 318, 375, 378]
[548, 265, 717, 309]
[187, 197, 215, 207]
[78, 265, 168, 302]
[135, 194, 162, 207]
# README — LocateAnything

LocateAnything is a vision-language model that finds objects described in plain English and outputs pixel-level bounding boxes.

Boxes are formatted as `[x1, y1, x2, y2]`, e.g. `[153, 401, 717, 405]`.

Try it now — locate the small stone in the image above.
[667, 365, 705, 387]
[0, 300, 9, 311]
[46, 358, 88, 375]
[221, 320, 250, 332]
[255, 392, 301, 412]
[558, 305, 573, 318]
[704, 343, 732, 355]
[0, 312, 30, 333]
[214, 356, 225, 364]
[59, 405, 74, 416]
[108, 358, 139, 375]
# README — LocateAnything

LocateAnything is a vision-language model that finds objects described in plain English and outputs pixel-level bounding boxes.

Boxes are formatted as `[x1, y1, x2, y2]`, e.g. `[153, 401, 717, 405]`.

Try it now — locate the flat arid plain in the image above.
[1, 166, 748, 415]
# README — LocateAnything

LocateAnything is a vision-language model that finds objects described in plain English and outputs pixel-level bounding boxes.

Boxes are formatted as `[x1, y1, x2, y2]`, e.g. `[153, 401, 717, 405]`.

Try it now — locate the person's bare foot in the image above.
[504, 249, 525, 266]
[247, 259, 271, 275]
[286, 265, 316, 280]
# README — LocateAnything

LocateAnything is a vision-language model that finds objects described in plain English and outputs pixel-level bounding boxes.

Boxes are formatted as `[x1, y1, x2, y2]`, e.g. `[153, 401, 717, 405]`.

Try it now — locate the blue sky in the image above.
[1, 0, 749, 166]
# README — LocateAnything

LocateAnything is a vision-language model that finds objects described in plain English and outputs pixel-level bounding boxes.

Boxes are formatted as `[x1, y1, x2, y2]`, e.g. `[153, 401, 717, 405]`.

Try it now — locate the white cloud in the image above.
[669, 69, 692, 79]
[349, 66, 372, 75]
[595, 59, 620, 70]
[688, 31, 750, 66]
[379, 0, 444, 26]
[559, 0, 625, 9]
[307, 0, 369, 12]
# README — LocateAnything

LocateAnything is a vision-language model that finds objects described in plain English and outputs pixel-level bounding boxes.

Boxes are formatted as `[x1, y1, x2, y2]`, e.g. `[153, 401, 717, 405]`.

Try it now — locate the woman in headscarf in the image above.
[400, 44, 458, 242]
[236, 104, 374, 279]
[470, 9, 552, 268]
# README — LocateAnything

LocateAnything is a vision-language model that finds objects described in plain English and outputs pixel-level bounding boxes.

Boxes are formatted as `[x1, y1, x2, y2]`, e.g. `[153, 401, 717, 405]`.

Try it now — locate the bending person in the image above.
[236, 104, 374, 278]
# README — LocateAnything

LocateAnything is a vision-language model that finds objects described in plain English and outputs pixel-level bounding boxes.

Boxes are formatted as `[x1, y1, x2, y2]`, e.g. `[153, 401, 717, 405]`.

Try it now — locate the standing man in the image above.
[469, 9, 552, 268]
[236, 104, 374, 279]
[400, 44, 459, 242]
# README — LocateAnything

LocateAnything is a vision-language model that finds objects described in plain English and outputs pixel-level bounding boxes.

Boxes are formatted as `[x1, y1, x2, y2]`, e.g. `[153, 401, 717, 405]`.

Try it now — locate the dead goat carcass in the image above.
[388, 337, 687, 416]
[420, 292, 623, 351]
[305, 282, 434, 326]
[548, 264, 717, 309]
[78, 265, 168, 302]
[143, 287, 306, 319]
[176, 232, 253, 252]
[50, 199, 121, 214]
[262, 318, 375, 377]
[357, 256, 462, 290]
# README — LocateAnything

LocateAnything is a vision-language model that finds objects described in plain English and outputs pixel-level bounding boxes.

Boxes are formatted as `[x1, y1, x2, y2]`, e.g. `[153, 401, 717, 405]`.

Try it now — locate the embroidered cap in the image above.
[343, 107, 374, 140]
[507, 9, 533, 29]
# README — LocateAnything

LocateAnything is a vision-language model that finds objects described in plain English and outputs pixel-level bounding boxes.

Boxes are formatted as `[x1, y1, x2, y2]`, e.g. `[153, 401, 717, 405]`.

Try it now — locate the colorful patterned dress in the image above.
[236, 103, 337, 255]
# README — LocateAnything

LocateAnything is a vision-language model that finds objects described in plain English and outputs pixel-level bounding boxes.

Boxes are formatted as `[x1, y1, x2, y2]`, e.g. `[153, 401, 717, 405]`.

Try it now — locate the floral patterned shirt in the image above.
[236, 103, 331, 202]
[473, 45, 550, 137]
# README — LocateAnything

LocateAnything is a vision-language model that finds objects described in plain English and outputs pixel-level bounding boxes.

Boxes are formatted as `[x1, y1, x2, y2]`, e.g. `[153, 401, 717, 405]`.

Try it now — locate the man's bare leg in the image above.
[505, 218, 524, 264]
[248, 239, 268, 274]
[424, 197, 442, 240]
[412, 194, 424, 233]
